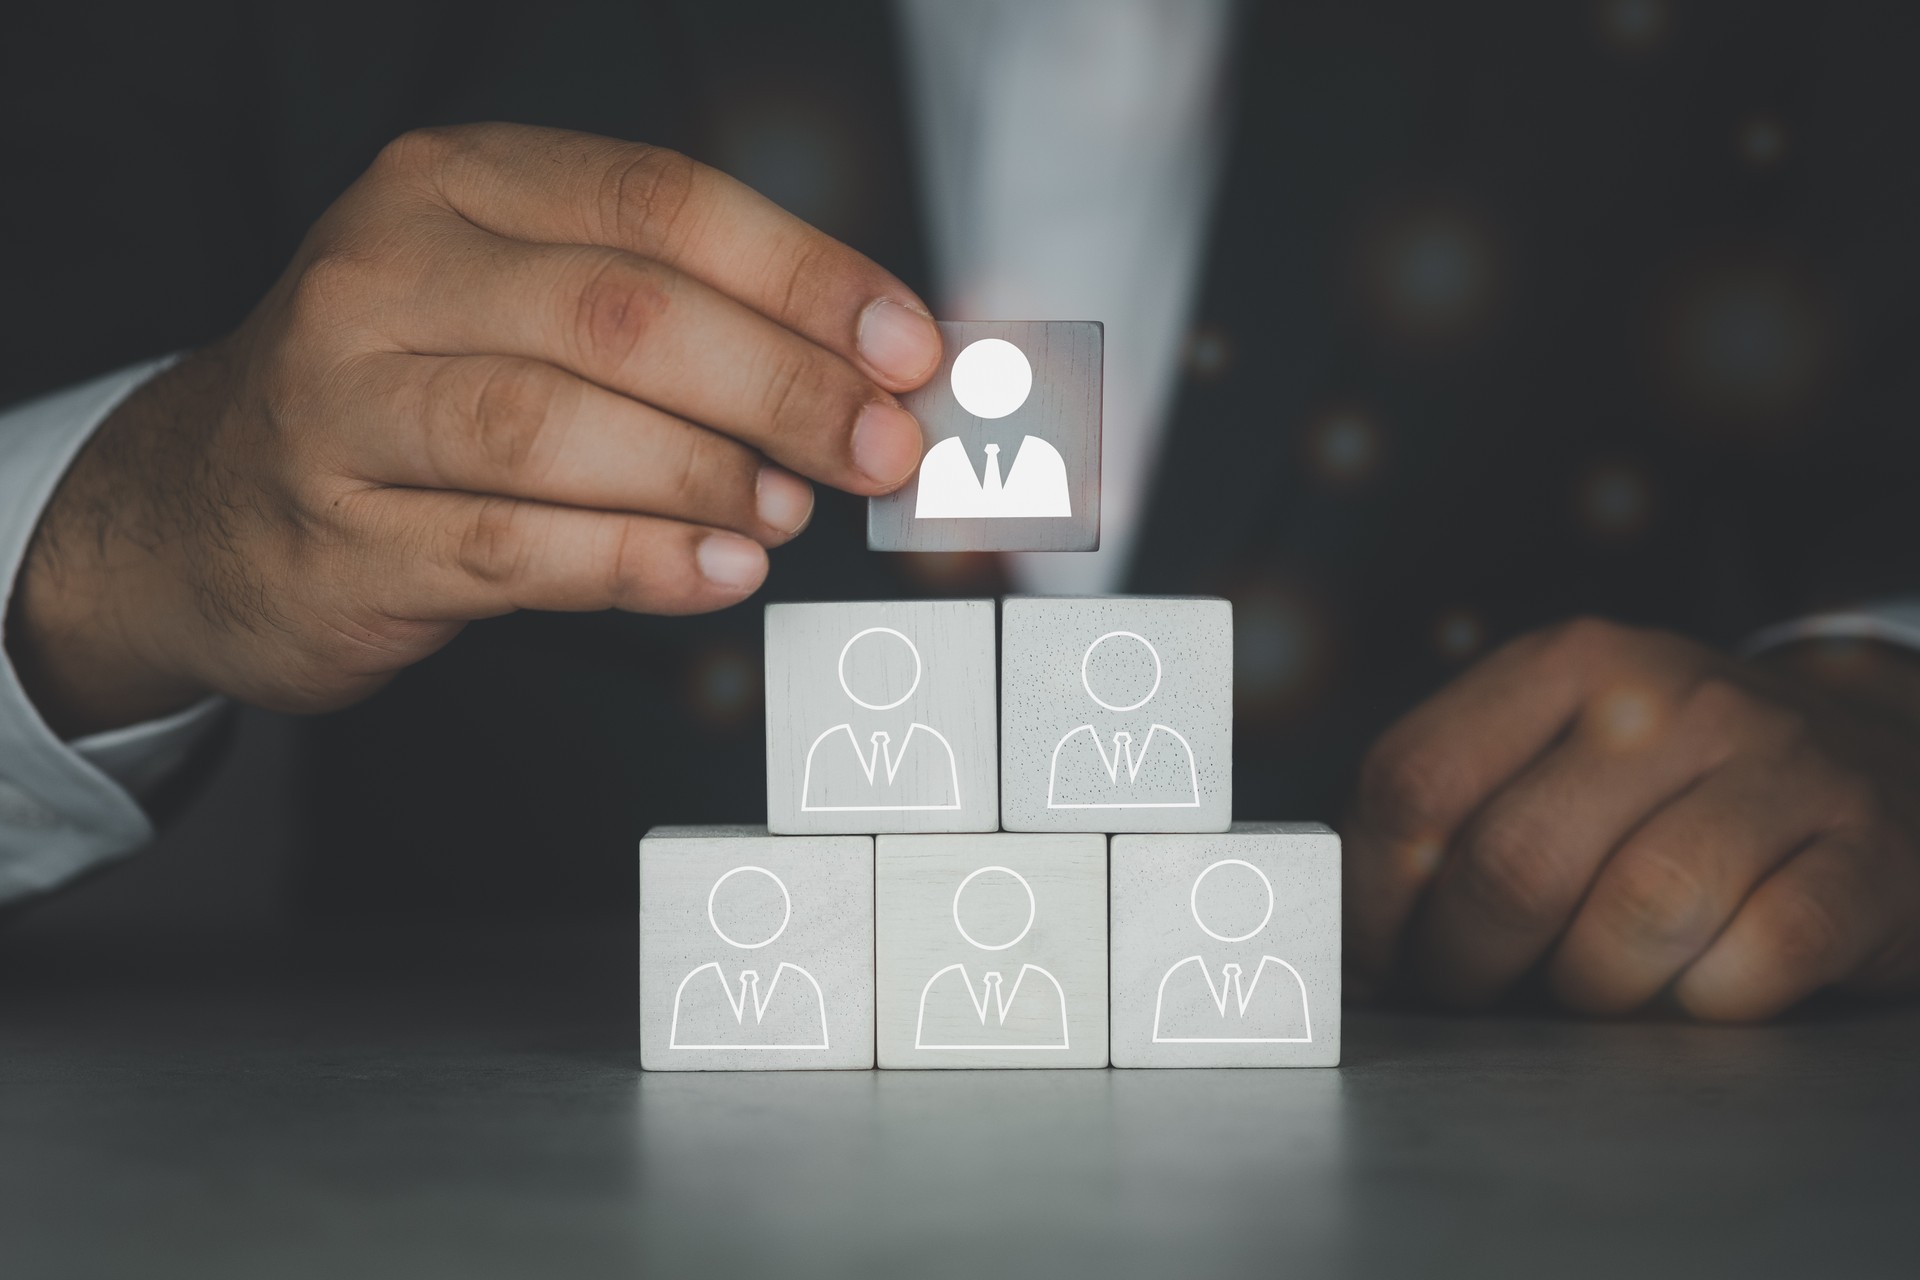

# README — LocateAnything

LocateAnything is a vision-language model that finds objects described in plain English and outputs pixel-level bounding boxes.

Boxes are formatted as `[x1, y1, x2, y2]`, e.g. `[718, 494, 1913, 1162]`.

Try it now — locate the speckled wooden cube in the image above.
[876, 833, 1109, 1069]
[1000, 596, 1232, 832]
[640, 826, 874, 1071]
[1110, 823, 1341, 1068]
[868, 321, 1102, 553]
[765, 600, 997, 835]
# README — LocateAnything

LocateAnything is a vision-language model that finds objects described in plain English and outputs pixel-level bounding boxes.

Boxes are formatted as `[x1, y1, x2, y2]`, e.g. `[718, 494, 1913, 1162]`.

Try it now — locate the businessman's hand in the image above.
[11, 124, 940, 735]
[1346, 618, 1920, 1020]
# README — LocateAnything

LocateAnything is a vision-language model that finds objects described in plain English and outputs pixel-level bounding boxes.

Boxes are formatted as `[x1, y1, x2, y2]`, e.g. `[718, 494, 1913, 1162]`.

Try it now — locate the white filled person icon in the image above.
[914, 338, 1072, 519]
[1047, 630, 1200, 809]
[1152, 859, 1312, 1044]
[801, 627, 961, 812]
[669, 866, 830, 1050]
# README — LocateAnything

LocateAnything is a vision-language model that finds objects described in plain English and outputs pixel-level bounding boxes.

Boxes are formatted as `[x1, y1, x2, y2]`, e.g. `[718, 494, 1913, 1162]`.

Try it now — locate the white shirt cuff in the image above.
[1743, 600, 1920, 656]
[0, 356, 224, 905]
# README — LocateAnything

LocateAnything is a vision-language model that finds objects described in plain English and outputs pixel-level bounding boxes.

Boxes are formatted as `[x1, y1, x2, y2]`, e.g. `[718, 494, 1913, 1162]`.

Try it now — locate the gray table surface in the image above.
[0, 923, 1913, 1280]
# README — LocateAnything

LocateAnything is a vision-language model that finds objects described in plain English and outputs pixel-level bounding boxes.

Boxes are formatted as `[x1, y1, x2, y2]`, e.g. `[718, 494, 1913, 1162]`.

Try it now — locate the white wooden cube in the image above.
[868, 320, 1103, 553]
[876, 833, 1108, 1068]
[1110, 823, 1341, 1068]
[640, 825, 874, 1070]
[765, 600, 997, 834]
[1000, 596, 1232, 832]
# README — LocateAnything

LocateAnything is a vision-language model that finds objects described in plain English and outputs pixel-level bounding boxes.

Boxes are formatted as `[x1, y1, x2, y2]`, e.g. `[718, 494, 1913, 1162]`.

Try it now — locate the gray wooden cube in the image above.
[766, 600, 997, 835]
[640, 825, 874, 1070]
[1110, 823, 1341, 1068]
[1000, 596, 1232, 832]
[876, 833, 1108, 1068]
[868, 320, 1102, 553]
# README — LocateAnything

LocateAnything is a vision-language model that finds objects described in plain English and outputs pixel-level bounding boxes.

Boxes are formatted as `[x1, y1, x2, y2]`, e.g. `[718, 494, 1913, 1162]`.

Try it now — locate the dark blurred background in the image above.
[3, 0, 1916, 941]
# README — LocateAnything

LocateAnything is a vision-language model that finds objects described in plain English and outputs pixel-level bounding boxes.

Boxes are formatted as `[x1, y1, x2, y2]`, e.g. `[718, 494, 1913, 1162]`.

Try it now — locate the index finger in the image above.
[393, 124, 943, 392]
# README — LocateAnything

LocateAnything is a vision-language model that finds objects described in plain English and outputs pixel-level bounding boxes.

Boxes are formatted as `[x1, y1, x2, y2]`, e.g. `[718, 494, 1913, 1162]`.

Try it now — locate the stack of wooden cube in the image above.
[640, 595, 1340, 1070]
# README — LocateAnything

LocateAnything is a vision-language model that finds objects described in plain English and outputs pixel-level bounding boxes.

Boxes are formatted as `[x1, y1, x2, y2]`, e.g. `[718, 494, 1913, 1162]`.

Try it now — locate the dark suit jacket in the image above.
[4, 1, 1915, 917]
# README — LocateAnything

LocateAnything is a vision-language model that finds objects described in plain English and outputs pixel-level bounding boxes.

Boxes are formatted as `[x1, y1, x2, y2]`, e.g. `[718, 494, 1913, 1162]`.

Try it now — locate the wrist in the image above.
[1754, 638, 1920, 744]
[6, 363, 219, 738]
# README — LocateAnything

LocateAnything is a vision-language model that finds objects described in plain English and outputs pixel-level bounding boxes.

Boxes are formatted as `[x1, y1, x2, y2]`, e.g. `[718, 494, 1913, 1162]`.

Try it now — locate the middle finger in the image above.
[384, 223, 924, 495]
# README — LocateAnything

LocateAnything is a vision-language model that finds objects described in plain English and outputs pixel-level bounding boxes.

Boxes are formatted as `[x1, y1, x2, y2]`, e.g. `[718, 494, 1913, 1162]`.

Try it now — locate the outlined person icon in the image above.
[670, 866, 830, 1050]
[915, 866, 1070, 1050]
[801, 627, 961, 812]
[1152, 859, 1311, 1044]
[914, 338, 1072, 520]
[1046, 631, 1200, 809]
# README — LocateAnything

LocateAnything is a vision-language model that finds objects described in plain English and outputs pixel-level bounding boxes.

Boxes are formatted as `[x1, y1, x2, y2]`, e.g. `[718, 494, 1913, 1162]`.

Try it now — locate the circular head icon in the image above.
[838, 626, 922, 711]
[952, 865, 1036, 951]
[708, 865, 792, 950]
[1080, 631, 1162, 712]
[1190, 859, 1274, 943]
[950, 338, 1033, 419]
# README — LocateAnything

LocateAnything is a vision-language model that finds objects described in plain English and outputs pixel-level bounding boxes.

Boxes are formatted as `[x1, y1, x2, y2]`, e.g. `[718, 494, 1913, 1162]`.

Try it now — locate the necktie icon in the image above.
[981, 443, 1003, 498]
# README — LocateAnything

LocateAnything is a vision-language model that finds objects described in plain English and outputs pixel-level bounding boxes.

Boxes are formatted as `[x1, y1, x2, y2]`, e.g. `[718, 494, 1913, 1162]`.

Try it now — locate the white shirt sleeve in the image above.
[1744, 601, 1920, 656]
[0, 358, 228, 906]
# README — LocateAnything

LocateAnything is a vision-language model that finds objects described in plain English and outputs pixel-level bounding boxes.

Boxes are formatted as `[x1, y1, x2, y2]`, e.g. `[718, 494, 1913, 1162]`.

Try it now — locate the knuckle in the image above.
[659, 428, 708, 508]
[756, 345, 835, 442]
[1678, 676, 1751, 741]
[373, 125, 461, 178]
[454, 498, 527, 586]
[572, 254, 672, 369]
[1758, 885, 1846, 971]
[1357, 737, 1457, 832]
[1825, 776, 1882, 827]
[1459, 816, 1567, 926]
[287, 249, 374, 330]
[772, 234, 832, 321]
[1684, 676, 1799, 747]
[600, 145, 701, 247]
[1547, 615, 1629, 666]
[465, 360, 568, 481]
[1602, 852, 1712, 947]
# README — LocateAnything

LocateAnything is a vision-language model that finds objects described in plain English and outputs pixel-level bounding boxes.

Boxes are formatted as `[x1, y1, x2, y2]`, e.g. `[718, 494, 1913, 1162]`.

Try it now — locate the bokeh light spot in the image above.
[687, 644, 760, 731]
[1576, 462, 1655, 541]
[1433, 608, 1485, 662]
[1595, 0, 1671, 54]
[1739, 114, 1788, 169]
[1659, 254, 1834, 432]
[1233, 579, 1333, 723]
[1184, 326, 1234, 381]
[898, 551, 1003, 592]
[1305, 407, 1385, 488]
[1357, 204, 1502, 349]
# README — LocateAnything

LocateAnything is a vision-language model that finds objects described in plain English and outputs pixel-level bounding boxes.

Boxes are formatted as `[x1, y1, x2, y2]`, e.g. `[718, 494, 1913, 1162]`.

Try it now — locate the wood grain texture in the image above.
[1001, 596, 1233, 832]
[766, 600, 999, 834]
[1110, 823, 1341, 1068]
[640, 827, 874, 1071]
[868, 321, 1103, 552]
[876, 833, 1109, 1069]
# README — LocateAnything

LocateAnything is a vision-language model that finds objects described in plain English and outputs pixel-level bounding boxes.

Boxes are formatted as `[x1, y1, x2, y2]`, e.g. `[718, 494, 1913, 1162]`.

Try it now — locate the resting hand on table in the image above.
[1347, 618, 1920, 1020]
[8, 123, 940, 737]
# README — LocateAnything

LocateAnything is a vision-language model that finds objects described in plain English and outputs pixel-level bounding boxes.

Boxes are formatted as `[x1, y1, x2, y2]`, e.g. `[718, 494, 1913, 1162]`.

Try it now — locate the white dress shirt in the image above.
[899, 0, 1234, 594]
[0, 2, 1914, 904]
[0, 361, 225, 902]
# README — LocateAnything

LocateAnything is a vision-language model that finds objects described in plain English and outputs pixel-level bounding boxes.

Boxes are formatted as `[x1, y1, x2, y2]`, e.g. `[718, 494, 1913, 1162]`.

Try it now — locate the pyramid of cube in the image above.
[639, 594, 1341, 1071]
[639, 324, 1339, 1071]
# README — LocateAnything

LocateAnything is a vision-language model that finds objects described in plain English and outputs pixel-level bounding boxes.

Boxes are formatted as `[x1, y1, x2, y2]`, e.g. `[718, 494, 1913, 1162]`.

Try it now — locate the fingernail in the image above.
[857, 298, 940, 384]
[851, 402, 923, 489]
[696, 533, 767, 591]
[755, 466, 814, 535]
